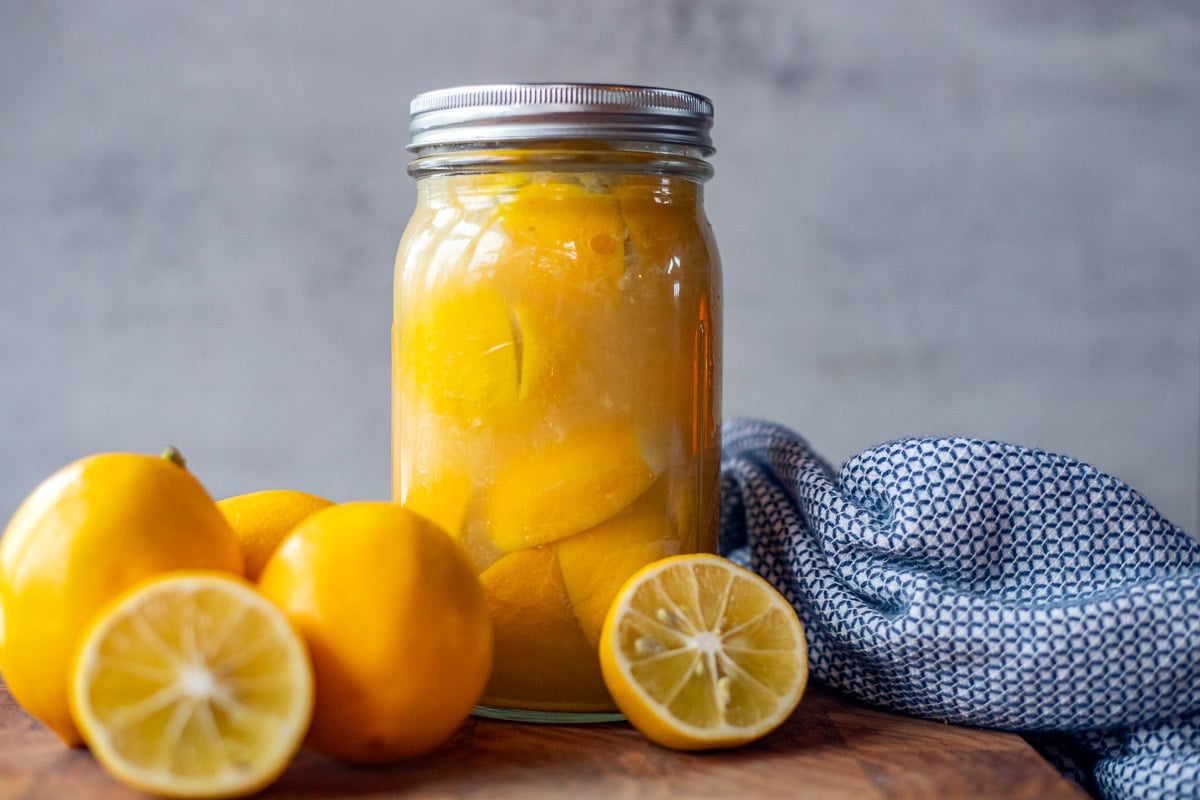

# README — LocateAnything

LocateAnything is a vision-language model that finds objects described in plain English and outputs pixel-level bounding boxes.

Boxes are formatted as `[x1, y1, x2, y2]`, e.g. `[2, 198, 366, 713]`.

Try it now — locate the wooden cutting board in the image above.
[0, 677, 1086, 799]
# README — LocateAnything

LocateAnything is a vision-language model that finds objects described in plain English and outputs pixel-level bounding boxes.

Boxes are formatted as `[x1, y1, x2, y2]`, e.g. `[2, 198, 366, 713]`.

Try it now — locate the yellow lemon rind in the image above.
[217, 489, 334, 581]
[256, 502, 493, 764]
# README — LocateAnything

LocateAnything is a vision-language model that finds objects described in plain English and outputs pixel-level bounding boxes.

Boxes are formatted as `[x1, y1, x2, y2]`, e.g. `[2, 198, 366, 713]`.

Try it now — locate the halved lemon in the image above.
[69, 571, 314, 799]
[599, 554, 808, 751]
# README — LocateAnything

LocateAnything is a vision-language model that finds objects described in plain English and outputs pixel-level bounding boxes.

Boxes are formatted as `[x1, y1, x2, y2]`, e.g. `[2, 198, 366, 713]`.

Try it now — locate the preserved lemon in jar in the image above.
[394, 84, 722, 721]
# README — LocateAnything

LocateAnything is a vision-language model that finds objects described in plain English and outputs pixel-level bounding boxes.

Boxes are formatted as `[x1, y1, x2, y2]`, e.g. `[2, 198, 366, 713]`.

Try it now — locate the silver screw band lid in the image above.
[408, 83, 714, 153]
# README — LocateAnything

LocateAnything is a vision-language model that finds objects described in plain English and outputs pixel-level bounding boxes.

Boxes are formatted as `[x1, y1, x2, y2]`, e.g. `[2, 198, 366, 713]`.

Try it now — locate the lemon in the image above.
[494, 179, 626, 296]
[0, 449, 244, 745]
[257, 502, 493, 763]
[403, 284, 525, 418]
[399, 283, 563, 431]
[554, 501, 680, 650]
[478, 547, 611, 712]
[599, 554, 808, 750]
[69, 571, 313, 799]
[485, 422, 656, 552]
[216, 490, 334, 581]
[399, 461, 473, 542]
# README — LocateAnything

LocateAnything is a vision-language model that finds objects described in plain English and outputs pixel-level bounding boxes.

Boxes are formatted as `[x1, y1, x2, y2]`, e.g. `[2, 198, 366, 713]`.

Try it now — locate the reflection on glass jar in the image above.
[394, 84, 722, 721]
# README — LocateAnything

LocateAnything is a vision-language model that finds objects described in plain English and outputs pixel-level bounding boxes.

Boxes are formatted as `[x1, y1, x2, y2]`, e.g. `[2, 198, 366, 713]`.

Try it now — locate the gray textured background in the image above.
[2, 1, 1198, 533]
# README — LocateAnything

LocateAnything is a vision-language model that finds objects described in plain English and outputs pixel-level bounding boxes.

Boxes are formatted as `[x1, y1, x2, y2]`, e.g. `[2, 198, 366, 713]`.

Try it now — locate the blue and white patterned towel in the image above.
[719, 418, 1200, 800]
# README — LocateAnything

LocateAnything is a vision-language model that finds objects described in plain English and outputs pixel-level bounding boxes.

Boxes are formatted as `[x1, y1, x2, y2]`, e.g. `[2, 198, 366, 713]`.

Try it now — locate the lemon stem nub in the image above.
[161, 446, 187, 469]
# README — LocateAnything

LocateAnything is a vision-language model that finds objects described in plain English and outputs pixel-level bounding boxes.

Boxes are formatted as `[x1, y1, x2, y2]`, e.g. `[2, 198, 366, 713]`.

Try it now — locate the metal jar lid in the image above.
[408, 83, 714, 153]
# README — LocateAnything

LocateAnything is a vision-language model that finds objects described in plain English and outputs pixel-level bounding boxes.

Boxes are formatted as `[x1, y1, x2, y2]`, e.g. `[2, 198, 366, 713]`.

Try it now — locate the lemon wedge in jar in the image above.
[478, 547, 611, 711]
[485, 422, 656, 552]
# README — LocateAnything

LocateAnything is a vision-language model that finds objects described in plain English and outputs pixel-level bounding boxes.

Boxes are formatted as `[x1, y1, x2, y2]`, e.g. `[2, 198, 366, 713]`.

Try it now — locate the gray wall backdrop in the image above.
[3, 1, 1198, 534]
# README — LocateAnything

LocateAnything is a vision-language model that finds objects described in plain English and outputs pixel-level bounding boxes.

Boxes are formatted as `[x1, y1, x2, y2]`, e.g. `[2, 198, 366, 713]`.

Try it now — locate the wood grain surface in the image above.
[1, 677, 1087, 799]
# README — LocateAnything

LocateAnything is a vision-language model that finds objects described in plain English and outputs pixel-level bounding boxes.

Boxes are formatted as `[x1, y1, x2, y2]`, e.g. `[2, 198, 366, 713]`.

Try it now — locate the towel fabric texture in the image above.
[719, 418, 1200, 800]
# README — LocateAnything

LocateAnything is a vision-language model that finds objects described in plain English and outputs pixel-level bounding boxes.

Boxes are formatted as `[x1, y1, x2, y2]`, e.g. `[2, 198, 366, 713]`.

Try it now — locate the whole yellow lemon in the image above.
[217, 489, 334, 580]
[257, 501, 493, 763]
[0, 449, 244, 745]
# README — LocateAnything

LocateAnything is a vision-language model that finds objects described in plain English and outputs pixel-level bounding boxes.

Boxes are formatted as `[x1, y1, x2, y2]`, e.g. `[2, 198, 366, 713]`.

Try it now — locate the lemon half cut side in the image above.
[69, 571, 314, 799]
[599, 554, 808, 751]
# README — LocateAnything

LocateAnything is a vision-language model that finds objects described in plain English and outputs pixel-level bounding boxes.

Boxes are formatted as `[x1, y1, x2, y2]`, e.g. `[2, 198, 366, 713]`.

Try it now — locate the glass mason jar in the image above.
[393, 84, 722, 721]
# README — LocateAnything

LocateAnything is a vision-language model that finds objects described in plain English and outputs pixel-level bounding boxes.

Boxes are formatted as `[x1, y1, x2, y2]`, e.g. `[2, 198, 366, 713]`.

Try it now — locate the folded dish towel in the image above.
[719, 418, 1200, 800]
